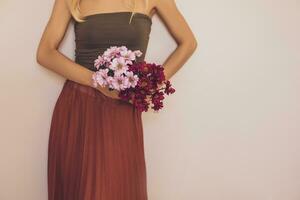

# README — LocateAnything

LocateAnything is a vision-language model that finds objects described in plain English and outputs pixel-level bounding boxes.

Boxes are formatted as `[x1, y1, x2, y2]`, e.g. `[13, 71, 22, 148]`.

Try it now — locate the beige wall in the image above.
[1, 0, 300, 199]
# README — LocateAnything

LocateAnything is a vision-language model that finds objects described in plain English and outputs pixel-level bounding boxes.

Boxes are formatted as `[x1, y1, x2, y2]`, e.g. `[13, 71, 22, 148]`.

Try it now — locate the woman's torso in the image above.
[74, 12, 152, 71]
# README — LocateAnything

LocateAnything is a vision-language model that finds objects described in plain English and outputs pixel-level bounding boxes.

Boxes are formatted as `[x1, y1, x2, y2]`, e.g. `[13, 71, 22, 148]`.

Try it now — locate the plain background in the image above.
[1, 0, 300, 199]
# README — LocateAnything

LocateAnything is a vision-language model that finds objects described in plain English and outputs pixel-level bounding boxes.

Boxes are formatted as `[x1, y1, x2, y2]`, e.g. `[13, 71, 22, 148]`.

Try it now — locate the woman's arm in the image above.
[36, 0, 117, 98]
[36, 0, 95, 86]
[152, 0, 198, 80]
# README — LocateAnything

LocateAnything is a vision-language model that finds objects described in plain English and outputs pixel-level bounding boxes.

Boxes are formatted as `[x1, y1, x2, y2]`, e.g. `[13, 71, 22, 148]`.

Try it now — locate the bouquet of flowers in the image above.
[92, 46, 175, 112]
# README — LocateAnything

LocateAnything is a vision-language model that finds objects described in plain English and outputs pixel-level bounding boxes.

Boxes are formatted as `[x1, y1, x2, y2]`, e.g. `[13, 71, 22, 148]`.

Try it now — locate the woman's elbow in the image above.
[177, 34, 198, 53]
[189, 36, 198, 53]
[36, 45, 45, 66]
[181, 37, 198, 55]
[36, 44, 54, 67]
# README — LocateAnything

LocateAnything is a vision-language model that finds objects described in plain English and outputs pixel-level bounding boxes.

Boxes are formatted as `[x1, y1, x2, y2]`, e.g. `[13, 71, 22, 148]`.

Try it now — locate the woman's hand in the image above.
[96, 86, 120, 100]
[96, 86, 134, 105]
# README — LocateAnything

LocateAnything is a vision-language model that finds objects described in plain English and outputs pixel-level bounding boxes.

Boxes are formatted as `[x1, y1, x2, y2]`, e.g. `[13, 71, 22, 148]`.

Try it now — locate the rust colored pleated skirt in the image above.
[47, 79, 148, 200]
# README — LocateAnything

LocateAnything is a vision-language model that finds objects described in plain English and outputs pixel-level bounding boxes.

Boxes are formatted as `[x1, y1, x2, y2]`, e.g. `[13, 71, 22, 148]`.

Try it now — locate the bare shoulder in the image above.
[149, 0, 185, 25]
[149, 0, 182, 21]
[47, 0, 72, 25]
[37, 0, 72, 51]
[145, 0, 159, 15]
[148, 0, 197, 47]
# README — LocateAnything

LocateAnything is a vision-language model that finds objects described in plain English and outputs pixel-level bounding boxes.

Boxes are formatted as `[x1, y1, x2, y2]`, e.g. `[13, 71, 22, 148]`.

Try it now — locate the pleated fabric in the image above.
[47, 12, 151, 200]
[47, 79, 148, 200]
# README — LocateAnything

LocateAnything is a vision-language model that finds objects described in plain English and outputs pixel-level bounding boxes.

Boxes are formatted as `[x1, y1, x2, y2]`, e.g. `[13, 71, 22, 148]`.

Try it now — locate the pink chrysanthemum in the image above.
[109, 57, 129, 76]
[94, 68, 109, 87]
[103, 46, 120, 60]
[94, 55, 105, 70]
[120, 49, 136, 63]
[112, 75, 129, 91]
[134, 50, 143, 57]
[125, 71, 139, 88]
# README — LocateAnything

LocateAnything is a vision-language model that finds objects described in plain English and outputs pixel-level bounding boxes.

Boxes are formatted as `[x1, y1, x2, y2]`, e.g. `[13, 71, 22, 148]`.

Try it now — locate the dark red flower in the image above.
[118, 61, 175, 112]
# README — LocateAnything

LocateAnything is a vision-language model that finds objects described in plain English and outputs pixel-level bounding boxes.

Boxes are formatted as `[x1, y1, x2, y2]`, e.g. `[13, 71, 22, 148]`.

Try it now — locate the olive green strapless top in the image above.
[74, 12, 152, 71]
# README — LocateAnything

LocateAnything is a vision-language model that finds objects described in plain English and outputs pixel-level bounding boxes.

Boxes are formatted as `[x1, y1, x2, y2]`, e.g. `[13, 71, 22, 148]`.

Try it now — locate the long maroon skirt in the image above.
[47, 79, 148, 200]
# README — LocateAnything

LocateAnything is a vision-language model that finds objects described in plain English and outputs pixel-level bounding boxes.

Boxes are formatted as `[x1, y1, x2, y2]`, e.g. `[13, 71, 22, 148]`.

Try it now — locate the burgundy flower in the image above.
[119, 61, 175, 112]
[164, 80, 176, 95]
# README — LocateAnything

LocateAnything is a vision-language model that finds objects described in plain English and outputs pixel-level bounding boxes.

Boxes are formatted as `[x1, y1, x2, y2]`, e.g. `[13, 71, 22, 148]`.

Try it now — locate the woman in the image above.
[36, 0, 197, 199]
